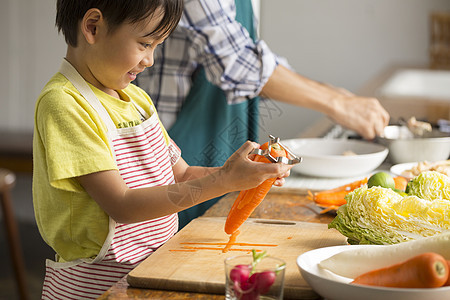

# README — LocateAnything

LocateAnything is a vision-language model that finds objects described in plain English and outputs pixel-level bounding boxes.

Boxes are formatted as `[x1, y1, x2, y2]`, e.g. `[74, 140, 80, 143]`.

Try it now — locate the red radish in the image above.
[249, 270, 276, 294]
[230, 264, 251, 284]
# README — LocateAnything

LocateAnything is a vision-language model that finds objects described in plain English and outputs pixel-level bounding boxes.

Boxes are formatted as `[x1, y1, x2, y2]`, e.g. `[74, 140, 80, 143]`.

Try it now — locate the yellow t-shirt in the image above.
[33, 72, 172, 262]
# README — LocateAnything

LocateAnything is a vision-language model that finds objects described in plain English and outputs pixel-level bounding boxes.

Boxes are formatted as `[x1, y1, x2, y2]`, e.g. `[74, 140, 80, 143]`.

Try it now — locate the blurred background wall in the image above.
[0, 0, 449, 138]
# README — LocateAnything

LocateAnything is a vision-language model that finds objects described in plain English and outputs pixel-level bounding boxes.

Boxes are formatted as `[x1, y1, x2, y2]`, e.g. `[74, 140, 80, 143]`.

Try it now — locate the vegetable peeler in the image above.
[251, 135, 302, 165]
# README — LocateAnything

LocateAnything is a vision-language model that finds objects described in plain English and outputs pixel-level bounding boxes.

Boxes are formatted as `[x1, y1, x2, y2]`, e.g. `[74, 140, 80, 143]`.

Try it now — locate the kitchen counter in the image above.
[99, 191, 336, 299]
[99, 64, 433, 299]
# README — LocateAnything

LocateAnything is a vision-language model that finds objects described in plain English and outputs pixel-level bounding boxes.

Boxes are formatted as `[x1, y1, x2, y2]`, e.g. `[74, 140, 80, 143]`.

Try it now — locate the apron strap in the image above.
[58, 59, 119, 263]
[58, 59, 152, 130]
[59, 59, 117, 133]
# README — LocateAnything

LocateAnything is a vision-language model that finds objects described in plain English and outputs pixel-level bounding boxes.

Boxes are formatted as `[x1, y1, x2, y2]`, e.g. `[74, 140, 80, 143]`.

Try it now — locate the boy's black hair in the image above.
[56, 0, 183, 47]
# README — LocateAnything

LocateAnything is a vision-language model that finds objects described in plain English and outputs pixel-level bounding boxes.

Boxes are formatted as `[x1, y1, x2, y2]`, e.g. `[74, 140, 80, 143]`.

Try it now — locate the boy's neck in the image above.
[64, 47, 121, 99]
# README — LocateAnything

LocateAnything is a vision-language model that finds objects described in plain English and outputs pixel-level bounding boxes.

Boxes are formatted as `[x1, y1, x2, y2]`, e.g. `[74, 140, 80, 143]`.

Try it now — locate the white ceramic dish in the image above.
[377, 125, 450, 164]
[390, 162, 418, 180]
[297, 245, 450, 300]
[283, 139, 388, 178]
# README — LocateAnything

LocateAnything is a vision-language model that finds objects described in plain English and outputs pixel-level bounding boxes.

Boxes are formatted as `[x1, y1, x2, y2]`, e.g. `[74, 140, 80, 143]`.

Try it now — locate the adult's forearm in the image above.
[259, 64, 390, 139]
[260, 64, 342, 115]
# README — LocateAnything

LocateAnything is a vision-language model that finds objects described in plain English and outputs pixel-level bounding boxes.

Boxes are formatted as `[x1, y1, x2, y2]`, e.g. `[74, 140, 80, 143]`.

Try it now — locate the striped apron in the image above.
[41, 59, 179, 299]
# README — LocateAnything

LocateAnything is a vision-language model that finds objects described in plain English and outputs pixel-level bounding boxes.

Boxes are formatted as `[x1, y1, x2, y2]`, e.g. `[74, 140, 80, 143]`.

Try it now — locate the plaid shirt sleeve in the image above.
[181, 0, 279, 103]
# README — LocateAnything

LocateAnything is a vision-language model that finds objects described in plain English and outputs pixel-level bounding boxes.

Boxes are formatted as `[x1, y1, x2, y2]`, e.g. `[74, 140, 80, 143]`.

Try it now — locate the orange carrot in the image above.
[307, 190, 349, 207]
[393, 176, 408, 191]
[320, 178, 368, 194]
[445, 260, 450, 286]
[307, 178, 368, 208]
[224, 142, 287, 235]
[351, 252, 449, 288]
[223, 230, 240, 253]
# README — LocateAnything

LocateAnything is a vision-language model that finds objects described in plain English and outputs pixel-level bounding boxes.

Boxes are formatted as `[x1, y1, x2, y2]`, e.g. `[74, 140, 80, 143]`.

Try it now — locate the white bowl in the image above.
[297, 245, 450, 300]
[282, 138, 388, 178]
[377, 125, 450, 164]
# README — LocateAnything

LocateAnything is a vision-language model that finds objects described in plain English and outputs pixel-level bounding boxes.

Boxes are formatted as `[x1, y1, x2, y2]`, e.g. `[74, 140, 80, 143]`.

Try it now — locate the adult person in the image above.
[135, 0, 390, 228]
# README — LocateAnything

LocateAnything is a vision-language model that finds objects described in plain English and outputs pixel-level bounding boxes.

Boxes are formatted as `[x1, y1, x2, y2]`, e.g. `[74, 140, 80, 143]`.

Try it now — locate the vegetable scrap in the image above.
[180, 242, 278, 247]
[182, 246, 259, 252]
[223, 230, 241, 253]
[168, 241, 277, 253]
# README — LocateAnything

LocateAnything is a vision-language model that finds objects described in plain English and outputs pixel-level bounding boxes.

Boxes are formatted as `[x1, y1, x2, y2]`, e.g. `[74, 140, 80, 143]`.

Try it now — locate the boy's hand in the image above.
[272, 170, 291, 187]
[220, 141, 293, 192]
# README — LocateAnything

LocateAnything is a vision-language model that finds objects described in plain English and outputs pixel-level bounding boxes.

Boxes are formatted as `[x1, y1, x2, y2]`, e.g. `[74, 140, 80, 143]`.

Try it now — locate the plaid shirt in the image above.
[135, 0, 279, 129]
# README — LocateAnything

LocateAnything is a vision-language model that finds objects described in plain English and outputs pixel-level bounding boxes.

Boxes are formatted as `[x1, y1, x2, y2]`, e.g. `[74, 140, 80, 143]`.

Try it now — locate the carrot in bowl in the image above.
[351, 252, 449, 288]
[445, 260, 450, 286]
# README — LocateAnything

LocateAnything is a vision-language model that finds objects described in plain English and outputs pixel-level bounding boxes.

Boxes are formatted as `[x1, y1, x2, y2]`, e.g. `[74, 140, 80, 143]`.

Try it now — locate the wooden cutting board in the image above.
[127, 217, 347, 299]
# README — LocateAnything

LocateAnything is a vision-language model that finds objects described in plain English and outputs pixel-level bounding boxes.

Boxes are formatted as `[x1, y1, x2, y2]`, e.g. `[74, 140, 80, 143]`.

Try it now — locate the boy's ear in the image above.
[80, 8, 104, 44]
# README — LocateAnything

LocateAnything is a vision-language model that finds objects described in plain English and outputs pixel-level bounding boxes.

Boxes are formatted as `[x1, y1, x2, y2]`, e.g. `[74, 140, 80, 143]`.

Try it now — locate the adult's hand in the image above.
[327, 94, 390, 140]
[261, 64, 390, 140]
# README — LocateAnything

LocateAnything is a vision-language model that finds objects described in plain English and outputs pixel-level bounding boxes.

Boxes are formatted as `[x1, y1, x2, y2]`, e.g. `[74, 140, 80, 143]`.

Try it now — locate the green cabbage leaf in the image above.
[329, 171, 450, 245]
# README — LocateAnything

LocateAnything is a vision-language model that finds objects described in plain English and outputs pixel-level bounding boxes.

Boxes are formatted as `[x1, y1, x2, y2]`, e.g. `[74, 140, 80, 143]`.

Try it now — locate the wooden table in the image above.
[99, 191, 335, 299]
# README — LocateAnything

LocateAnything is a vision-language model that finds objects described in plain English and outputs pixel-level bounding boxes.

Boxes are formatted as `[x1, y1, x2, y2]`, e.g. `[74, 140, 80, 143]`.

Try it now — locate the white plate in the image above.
[390, 162, 418, 180]
[283, 139, 388, 178]
[297, 245, 450, 300]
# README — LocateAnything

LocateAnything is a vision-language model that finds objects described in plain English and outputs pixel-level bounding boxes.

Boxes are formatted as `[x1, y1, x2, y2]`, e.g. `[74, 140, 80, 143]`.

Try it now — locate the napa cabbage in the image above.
[329, 171, 450, 245]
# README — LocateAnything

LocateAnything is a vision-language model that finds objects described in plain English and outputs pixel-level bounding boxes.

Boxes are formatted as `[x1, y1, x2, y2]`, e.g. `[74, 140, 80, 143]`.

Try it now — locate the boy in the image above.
[33, 1, 291, 298]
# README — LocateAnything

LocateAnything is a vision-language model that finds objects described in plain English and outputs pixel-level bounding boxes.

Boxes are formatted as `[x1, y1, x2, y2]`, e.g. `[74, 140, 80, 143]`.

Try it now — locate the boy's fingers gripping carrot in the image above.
[224, 142, 287, 235]
[351, 252, 449, 288]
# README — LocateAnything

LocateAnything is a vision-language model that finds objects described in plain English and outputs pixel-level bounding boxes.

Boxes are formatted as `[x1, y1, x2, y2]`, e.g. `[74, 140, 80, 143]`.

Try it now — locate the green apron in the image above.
[169, 0, 260, 228]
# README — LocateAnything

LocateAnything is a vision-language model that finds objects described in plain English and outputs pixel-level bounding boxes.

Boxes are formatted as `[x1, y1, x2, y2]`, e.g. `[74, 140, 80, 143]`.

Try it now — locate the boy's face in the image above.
[85, 9, 166, 96]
